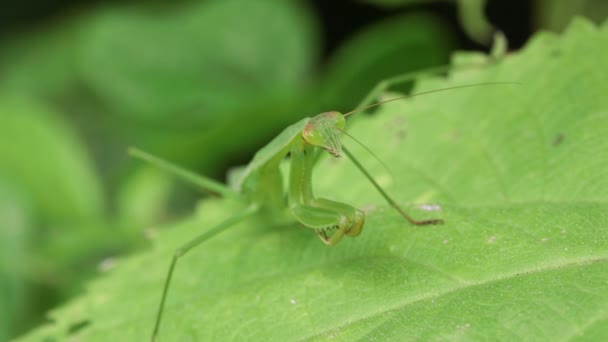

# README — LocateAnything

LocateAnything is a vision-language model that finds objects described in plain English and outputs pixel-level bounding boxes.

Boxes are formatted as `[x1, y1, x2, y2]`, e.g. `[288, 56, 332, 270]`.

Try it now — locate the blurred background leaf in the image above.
[0, 98, 104, 221]
[320, 11, 455, 110]
[535, 0, 608, 31]
[360, 0, 495, 45]
[0, 181, 31, 342]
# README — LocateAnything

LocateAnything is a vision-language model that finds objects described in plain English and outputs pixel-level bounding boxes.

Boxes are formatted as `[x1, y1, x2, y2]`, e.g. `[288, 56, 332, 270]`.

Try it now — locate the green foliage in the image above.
[18, 18, 608, 341]
[0, 182, 32, 341]
[320, 12, 455, 110]
[358, 0, 495, 45]
[456, 0, 494, 45]
[78, 0, 317, 120]
[360, 0, 441, 7]
[0, 100, 111, 339]
[116, 166, 174, 230]
[0, 0, 320, 173]
[365, 0, 608, 43]
[0, 98, 104, 221]
[535, 0, 608, 31]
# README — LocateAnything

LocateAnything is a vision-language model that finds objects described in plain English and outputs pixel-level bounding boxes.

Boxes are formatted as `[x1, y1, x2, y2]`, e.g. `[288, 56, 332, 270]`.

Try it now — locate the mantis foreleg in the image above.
[343, 147, 443, 225]
[287, 137, 364, 245]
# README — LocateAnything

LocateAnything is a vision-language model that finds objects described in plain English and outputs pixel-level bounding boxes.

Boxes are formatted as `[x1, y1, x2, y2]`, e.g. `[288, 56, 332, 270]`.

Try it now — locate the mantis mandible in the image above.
[130, 69, 513, 341]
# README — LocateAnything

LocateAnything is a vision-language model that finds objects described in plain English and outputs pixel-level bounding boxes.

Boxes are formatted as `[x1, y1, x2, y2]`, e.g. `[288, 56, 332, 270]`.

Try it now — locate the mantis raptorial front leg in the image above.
[287, 138, 365, 246]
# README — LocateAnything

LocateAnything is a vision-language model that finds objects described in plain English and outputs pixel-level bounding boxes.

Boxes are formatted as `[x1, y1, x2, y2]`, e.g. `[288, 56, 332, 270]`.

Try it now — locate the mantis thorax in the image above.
[302, 111, 346, 158]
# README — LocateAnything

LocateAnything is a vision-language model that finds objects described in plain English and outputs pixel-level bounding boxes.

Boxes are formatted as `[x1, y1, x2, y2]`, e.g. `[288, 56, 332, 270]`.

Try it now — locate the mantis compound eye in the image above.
[302, 111, 346, 157]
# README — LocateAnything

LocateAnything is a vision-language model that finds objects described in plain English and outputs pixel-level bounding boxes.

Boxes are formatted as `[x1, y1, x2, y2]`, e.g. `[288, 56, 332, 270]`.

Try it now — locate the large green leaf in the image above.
[19, 18, 608, 341]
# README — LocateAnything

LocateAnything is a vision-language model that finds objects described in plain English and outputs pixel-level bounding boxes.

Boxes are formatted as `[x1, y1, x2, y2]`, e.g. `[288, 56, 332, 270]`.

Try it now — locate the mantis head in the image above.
[302, 111, 346, 157]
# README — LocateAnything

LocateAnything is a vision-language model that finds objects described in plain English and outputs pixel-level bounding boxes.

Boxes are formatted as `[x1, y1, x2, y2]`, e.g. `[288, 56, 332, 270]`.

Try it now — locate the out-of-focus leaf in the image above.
[18, 17, 608, 341]
[360, 0, 495, 45]
[457, 0, 494, 45]
[0, 15, 82, 96]
[321, 12, 455, 111]
[73, 0, 319, 181]
[0, 97, 104, 222]
[489, 31, 508, 58]
[535, 0, 608, 32]
[0, 181, 31, 341]
[1, 0, 320, 179]
[359, 0, 445, 7]
[116, 166, 173, 229]
[78, 0, 318, 121]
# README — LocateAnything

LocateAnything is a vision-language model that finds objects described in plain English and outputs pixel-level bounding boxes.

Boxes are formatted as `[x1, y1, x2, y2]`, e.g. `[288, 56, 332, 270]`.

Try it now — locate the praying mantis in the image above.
[130, 68, 513, 341]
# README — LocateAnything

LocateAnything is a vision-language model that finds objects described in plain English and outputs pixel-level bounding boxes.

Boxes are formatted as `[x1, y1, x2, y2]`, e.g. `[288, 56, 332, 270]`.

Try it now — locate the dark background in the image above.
[1, 1, 533, 57]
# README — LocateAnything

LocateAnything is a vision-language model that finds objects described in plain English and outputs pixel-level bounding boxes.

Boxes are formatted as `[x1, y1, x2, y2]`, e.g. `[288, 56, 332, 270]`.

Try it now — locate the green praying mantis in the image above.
[130, 67, 514, 341]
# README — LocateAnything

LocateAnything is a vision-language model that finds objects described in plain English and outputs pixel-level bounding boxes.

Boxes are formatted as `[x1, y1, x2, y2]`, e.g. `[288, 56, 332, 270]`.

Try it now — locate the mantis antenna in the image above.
[335, 127, 393, 176]
[337, 81, 519, 181]
[343, 81, 519, 117]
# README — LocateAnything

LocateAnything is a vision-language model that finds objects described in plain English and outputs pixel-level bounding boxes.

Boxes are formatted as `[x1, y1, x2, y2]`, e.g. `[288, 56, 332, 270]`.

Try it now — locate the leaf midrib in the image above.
[301, 254, 608, 341]
[86, 250, 608, 337]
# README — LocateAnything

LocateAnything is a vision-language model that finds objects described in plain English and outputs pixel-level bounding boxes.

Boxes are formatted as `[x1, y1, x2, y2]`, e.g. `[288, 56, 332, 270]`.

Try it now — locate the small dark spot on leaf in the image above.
[552, 133, 565, 147]
[67, 319, 91, 335]
[551, 49, 562, 57]
[384, 116, 407, 141]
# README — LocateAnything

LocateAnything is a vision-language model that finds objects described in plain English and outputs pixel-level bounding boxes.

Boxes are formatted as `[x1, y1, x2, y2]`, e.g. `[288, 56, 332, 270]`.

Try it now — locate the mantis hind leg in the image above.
[151, 206, 258, 341]
[290, 199, 364, 246]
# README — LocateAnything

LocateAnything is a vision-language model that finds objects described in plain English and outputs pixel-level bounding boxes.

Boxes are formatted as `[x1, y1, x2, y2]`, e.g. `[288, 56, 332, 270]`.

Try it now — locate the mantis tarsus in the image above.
[131, 69, 514, 341]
